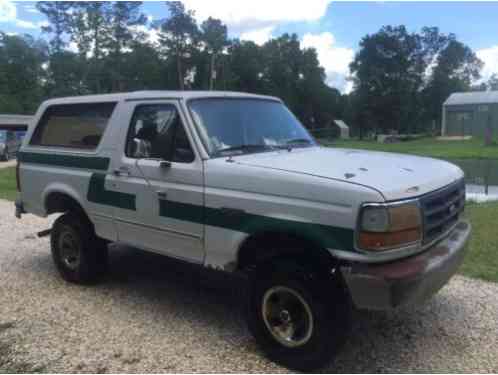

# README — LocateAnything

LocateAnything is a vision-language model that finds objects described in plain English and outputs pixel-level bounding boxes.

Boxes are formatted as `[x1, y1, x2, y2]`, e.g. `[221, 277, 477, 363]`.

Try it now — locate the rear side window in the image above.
[30, 102, 116, 150]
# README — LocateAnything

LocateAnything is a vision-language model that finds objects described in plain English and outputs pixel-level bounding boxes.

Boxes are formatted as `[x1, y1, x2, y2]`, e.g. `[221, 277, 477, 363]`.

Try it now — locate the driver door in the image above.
[112, 101, 204, 263]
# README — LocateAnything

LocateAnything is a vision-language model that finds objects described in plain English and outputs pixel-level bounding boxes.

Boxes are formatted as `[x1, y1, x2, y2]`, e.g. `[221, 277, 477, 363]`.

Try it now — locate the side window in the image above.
[126, 104, 195, 163]
[30, 102, 116, 150]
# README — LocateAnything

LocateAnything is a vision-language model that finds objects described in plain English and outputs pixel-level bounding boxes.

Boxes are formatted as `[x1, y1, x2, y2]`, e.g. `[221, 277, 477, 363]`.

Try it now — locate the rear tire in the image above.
[51, 212, 108, 284]
[246, 259, 351, 371]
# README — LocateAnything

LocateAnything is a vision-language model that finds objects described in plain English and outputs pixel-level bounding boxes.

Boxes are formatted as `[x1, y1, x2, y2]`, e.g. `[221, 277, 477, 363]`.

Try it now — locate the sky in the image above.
[1, 0, 497, 93]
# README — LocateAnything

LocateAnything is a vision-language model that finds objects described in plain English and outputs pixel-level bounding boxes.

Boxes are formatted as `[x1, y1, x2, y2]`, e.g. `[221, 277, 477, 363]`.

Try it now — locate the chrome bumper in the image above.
[341, 220, 471, 310]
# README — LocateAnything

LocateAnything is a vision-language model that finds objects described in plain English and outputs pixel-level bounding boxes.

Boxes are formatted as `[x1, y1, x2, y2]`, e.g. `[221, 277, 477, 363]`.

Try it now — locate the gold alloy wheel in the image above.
[262, 286, 314, 348]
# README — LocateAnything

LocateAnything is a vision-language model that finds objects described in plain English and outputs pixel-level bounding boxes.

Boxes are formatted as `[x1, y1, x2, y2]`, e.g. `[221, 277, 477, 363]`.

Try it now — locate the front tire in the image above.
[51, 212, 108, 284]
[246, 259, 351, 371]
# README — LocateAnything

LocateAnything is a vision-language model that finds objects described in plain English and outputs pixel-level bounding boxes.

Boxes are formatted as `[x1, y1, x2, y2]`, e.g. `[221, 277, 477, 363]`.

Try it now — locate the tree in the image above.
[2, 2, 488, 137]
[487, 74, 498, 91]
[68, 2, 112, 93]
[36, 2, 81, 96]
[106, 1, 147, 91]
[227, 40, 266, 93]
[423, 39, 483, 126]
[261, 34, 304, 112]
[349, 25, 483, 135]
[0, 33, 47, 113]
[200, 17, 228, 90]
[350, 26, 427, 134]
[36, 1, 73, 53]
[157, 2, 199, 90]
[118, 40, 166, 91]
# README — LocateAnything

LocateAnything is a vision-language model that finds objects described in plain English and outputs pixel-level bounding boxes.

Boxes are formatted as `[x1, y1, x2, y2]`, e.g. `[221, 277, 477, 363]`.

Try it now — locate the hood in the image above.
[232, 147, 463, 201]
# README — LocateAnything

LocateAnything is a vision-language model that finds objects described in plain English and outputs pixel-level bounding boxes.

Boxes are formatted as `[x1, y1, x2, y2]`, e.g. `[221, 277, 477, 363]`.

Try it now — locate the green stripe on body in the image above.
[159, 200, 354, 251]
[18, 151, 110, 170]
[17, 150, 354, 250]
[87, 173, 136, 210]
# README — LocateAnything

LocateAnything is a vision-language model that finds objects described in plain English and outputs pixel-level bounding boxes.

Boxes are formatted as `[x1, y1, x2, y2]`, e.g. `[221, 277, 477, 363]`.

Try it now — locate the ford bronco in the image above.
[15, 91, 470, 370]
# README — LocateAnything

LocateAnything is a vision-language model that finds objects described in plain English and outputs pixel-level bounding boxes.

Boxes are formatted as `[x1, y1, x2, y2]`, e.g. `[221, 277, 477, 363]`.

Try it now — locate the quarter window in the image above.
[30, 102, 116, 149]
[125, 104, 195, 163]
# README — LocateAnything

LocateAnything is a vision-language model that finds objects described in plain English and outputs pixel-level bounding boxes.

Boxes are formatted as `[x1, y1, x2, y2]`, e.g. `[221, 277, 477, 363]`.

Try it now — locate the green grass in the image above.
[324, 137, 498, 159]
[461, 202, 498, 283]
[0, 167, 17, 201]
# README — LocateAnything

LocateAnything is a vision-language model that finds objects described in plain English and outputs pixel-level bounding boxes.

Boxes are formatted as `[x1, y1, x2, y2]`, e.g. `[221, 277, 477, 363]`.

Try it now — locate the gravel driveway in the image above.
[0, 159, 16, 169]
[1, 198, 498, 373]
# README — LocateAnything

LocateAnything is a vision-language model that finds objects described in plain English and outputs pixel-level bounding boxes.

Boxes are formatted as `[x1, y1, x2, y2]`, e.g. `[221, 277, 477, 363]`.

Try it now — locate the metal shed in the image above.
[333, 120, 350, 139]
[442, 91, 498, 137]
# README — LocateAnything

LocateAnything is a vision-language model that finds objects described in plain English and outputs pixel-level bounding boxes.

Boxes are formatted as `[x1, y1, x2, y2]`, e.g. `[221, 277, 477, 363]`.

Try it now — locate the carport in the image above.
[0, 114, 31, 132]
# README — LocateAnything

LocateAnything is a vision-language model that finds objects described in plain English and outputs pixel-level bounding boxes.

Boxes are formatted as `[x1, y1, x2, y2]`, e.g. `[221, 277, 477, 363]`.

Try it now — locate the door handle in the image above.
[157, 190, 168, 200]
[113, 168, 130, 177]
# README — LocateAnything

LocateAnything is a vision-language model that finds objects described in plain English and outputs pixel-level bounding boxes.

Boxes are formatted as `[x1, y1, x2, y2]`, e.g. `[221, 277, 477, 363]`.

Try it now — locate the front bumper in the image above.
[341, 220, 471, 310]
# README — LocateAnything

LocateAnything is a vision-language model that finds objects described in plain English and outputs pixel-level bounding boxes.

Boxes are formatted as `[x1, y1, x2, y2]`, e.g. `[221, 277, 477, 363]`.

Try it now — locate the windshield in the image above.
[188, 98, 315, 157]
[0, 132, 5, 141]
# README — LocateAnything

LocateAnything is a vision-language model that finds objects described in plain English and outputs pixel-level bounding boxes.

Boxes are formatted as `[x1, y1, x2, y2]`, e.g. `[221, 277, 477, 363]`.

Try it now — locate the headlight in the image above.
[357, 202, 422, 251]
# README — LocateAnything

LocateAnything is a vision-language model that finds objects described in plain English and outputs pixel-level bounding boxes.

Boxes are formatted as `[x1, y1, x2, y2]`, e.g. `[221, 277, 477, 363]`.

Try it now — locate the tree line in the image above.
[0, 1, 495, 136]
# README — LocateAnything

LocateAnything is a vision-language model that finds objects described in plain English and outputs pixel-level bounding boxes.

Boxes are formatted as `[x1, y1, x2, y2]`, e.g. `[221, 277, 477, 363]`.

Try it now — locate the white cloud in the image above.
[23, 4, 40, 14]
[182, 0, 330, 30]
[0, 0, 42, 29]
[477, 45, 498, 82]
[67, 42, 79, 54]
[14, 18, 36, 29]
[301, 32, 354, 93]
[0, 0, 16, 22]
[181, 0, 330, 45]
[240, 26, 274, 45]
[131, 24, 161, 46]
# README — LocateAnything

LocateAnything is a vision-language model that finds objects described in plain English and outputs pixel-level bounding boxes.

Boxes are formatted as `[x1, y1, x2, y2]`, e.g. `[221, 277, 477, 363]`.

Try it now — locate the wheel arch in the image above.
[236, 229, 339, 272]
[43, 185, 91, 224]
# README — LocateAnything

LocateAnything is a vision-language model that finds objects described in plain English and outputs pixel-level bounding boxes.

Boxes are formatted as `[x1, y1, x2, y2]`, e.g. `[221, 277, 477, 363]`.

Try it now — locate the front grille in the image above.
[420, 179, 465, 244]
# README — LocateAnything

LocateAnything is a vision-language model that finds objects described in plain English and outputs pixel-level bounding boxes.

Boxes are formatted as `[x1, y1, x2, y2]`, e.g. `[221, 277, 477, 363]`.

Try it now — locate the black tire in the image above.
[246, 259, 351, 371]
[51, 212, 108, 284]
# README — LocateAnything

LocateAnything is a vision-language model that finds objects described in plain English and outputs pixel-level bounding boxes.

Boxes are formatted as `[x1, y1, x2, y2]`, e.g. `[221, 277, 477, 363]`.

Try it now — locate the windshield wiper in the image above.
[286, 138, 313, 145]
[215, 144, 273, 156]
[273, 138, 314, 151]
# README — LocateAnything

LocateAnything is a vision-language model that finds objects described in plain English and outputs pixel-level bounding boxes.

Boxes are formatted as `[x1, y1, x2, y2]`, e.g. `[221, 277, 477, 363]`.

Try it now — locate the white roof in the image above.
[334, 120, 349, 130]
[444, 91, 498, 106]
[43, 90, 281, 106]
[0, 114, 32, 125]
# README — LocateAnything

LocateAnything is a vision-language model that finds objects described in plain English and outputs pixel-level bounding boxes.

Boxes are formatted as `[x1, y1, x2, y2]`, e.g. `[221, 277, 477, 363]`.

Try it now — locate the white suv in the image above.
[15, 91, 471, 370]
